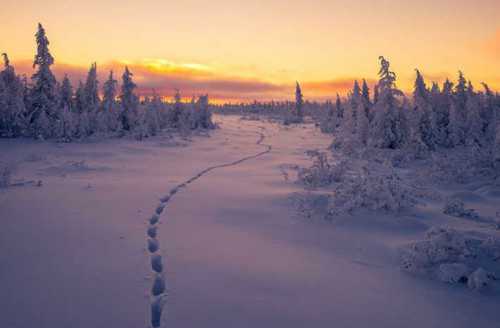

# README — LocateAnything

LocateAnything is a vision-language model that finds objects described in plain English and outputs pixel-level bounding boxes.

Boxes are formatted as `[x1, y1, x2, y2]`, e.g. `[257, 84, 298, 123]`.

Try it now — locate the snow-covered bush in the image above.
[401, 227, 500, 290]
[297, 151, 348, 188]
[327, 166, 417, 215]
[293, 163, 418, 220]
[443, 198, 479, 220]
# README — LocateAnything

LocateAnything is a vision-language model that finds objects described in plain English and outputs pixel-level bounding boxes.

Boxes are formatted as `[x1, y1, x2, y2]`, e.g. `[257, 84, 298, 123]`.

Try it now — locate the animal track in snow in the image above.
[144, 128, 272, 327]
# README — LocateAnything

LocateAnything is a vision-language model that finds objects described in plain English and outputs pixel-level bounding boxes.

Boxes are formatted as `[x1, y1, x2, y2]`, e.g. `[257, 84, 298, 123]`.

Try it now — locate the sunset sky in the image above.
[1, 0, 499, 102]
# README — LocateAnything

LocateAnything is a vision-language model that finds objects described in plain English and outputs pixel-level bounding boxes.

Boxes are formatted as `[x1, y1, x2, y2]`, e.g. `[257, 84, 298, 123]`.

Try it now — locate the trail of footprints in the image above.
[145, 128, 272, 328]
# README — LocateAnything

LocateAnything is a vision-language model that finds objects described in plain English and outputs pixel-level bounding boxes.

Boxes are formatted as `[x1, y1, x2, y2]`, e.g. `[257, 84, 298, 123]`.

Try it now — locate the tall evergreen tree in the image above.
[102, 70, 117, 111]
[170, 89, 183, 127]
[120, 66, 138, 131]
[465, 81, 483, 147]
[59, 75, 73, 110]
[370, 56, 405, 149]
[83, 63, 99, 112]
[335, 93, 343, 119]
[413, 69, 436, 150]
[295, 81, 304, 120]
[100, 70, 120, 132]
[0, 53, 27, 136]
[361, 79, 372, 121]
[31, 23, 57, 138]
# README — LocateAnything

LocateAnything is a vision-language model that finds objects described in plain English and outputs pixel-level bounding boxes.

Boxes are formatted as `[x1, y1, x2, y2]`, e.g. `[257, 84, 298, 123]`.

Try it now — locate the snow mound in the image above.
[443, 198, 480, 220]
[401, 227, 500, 291]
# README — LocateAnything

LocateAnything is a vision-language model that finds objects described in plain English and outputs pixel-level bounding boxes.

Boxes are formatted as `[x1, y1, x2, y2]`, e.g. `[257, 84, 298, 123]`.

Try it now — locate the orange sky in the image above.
[1, 0, 499, 102]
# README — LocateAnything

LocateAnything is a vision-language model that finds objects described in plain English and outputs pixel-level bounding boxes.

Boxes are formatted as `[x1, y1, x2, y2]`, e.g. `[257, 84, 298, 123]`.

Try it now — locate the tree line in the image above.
[0, 24, 214, 141]
[314, 57, 500, 165]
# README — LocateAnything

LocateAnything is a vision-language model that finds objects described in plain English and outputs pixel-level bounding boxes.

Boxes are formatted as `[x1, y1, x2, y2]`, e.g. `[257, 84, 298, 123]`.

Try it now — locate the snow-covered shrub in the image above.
[401, 227, 474, 275]
[467, 268, 492, 291]
[422, 146, 496, 184]
[437, 263, 471, 284]
[443, 198, 479, 220]
[401, 227, 500, 289]
[327, 165, 417, 215]
[298, 151, 347, 188]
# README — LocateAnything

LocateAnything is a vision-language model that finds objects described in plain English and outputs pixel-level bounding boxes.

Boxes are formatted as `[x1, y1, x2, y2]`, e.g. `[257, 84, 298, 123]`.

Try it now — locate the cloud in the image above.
[8, 58, 377, 102]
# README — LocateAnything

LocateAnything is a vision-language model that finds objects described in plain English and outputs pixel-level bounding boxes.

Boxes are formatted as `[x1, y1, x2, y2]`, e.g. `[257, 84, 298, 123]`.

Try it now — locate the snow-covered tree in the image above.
[100, 70, 120, 132]
[59, 75, 73, 111]
[448, 72, 468, 146]
[465, 82, 483, 147]
[335, 93, 343, 119]
[54, 74, 75, 140]
[356, 99, 369, 145]
[413, 69, 436, 150]
[430, 81, 449, 146]
[31, 23, 57, 138]
[193, 95, 215, 129]
[170, 89, 183, 127]
[120, 66, 138, 131]
[361, 79, 372, 121]
[482, 83, 497, 148]
[74, 81, 85, 113]
[341, 81, 361, 138]
[295, 81, 304, 121]
[145, 90, 162, 135]
[83, 63, 99, 112]
[102, 71, 117, 111]
[0, 53, 27, 137]
[320, 100, 338, 133]
[370, 56, 406, 149]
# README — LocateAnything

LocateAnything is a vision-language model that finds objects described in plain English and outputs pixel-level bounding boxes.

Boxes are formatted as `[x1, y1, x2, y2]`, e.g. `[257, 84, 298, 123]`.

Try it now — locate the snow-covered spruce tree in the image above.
[59, 75, 73, 111]
[55, 74, 76, 140]
[101, 70, 121, 132]
[356, 97, 370, 145]
[341, 99, 355, 139]
[31, 23, 58, 138]
[493, 111, 500, 168]
[430, 81, 450, 147]
[0, 53, 27, 137]
[296, 82, 304, 118]
[320, 100, 338, 133]
[464, 81, 484, 147]
[196, 94, 214, 129]
[145, 90, 162, 135]
[373, 84, 379, 104]
[335, 93, 343, 120]
[369, 56, 406, 149]
[169, 89, 183, 128]
[84, 63, 99, 112]
[481, 83, 499, 165]
[74, 81, 85, 113]
[0, 73, 8, 135]
[448, 72, 468, 146]
[119, 66, 139, 131]
[340, 81, 361, 141]
[291, 81, 304, 123]
[361, 79, 372, 121]
[412, 69, 436, 150]
[76, 63, 99, 136]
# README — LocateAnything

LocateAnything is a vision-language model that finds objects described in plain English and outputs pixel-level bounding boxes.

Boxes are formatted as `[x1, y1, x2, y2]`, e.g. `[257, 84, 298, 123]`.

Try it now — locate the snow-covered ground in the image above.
[1, 115, 499, 328]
